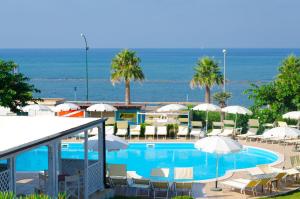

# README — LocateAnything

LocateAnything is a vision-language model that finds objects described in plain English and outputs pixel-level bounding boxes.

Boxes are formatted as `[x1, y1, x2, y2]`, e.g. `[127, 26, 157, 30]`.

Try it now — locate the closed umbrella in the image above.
[54, 103, 80, 112]
[87, 103, 117, 117]
[195, 136, 242, 191]
[222, 105, 252, 132]
[157, 104, 187, 112]
[192, 103, 221, 133]
[22, 104, 52, 112]
[88, 134, 128, 152]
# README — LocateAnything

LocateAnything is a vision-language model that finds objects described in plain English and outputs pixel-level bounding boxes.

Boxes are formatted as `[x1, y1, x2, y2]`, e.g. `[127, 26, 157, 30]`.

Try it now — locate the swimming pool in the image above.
[10, 142, 279, 181]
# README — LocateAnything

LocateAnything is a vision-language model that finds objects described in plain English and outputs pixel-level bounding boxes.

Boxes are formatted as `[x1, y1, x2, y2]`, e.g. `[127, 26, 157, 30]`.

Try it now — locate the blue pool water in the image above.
[11, 143, 278, 181]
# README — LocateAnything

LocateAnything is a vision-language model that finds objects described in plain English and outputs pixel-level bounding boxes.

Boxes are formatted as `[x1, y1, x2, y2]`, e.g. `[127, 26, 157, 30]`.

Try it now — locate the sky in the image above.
[0, 0, 300, 48]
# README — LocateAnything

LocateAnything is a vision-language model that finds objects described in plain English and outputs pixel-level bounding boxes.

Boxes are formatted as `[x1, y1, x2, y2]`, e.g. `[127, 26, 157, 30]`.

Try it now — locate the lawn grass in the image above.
[261, 190, 300, 198]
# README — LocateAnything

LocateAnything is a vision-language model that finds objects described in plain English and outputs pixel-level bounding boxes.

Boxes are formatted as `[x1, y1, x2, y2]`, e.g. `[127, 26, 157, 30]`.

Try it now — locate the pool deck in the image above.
[115, 138, 300, 199]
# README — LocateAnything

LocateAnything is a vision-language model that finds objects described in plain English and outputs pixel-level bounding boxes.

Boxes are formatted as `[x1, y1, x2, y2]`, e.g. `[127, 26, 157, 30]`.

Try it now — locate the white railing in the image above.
[87, 162, 102, 195]
[0, 170, 10, 192]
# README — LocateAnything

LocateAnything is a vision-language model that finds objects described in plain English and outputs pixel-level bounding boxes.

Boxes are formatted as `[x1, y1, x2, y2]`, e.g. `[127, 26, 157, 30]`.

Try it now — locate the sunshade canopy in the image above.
[87, 104, 117, 112]
[283, 111, 300, 120]
[263, 127, 300, 139]
[222, 105, 252, 115]
[194, 136, 242, 155]
[157, 104, 187, 112]
[54, 103, 80, 112]
[88, 134, 128, 151]
[192, 103, 221, 112]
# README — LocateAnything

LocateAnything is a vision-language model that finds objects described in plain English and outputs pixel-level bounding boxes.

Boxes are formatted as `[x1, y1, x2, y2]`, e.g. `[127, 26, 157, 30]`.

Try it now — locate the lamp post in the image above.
[222, 49, 226, 92]
[81, 33, 89, 101]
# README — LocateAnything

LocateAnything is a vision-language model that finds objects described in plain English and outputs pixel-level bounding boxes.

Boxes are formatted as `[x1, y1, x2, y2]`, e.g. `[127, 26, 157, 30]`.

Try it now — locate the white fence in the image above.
[0, 170, 9, 192]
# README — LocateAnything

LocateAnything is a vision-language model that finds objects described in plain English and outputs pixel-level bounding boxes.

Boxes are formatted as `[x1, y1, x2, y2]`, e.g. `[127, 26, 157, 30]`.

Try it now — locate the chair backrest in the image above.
[178, 126, 189, 133]
[179, 118, 189, 123]
[212, 122, 223, 129]
[174, 167, 193, 180]
[191, 121, 202, 128]
[175, 182, 193, 189]
[106, 117, 115, 125]
[105, 126, 114, 135]
[157, 126, 167, 133]
[248, 128, 258, 135]
[133, 179, 151, 185]
[295, 155, 300, 166]
[111, 178, 128, 186]
[146, 125, 155, 133]
[248, 119, 259, 127]
[257, 178, 270, 187]
[130, 125, 141, 131]
[152, 181, 169, 189]
[108, 164, 127, 177]
[278, 121, 288, 127]
[117, 121, 128, 129]
[274, 172, 286, 181]
[223, 120, 235, 127]
[151, 168, 170, 178]
[245, 179, 260, 188]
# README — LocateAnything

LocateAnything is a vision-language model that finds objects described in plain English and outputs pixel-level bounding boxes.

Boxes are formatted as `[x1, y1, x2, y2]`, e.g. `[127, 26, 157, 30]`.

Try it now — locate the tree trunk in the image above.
[205, 86, 211, 103]
[125, 80, 131, 105]
[220, 102, 226, 121]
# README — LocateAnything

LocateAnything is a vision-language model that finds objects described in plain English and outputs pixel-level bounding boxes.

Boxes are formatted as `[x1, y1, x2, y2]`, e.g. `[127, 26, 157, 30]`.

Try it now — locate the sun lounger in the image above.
[116, 121, 128, 137]
[152, 181, 171, 199]
[64, 175, 80, 199]
[277, 121, 288, 127]
[239, 119, 259, 140]
[207, 122, 223, 136]
[174, 167, 193, 196]
[130, 125, 141, 139]
[151, 168, 170, 178]
[219, 127, 234, 137]
[130, 178, 151, 197]
[108, 164, 127, 178]
[145, 125, 156, 139]
[106, 117, 116, 125]
[156, 126, 167, 139]
[221, 178, 260, 195]
[190, 121, 205, 139]
[177, 125, 189, 138]
[105, 125, 115, 135]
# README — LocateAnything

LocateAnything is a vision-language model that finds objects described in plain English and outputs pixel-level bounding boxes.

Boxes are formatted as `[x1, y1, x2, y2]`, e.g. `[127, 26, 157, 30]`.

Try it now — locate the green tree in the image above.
[110, 49, 145, 105]
[190, 57, 223, 103]
[213, 91, 232, 108]
[0, 60, 40, 113]
[245, 55, 300, 122]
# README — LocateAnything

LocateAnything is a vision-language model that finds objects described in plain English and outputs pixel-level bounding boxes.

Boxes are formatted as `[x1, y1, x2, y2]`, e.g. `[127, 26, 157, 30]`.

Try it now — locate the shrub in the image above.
[172, 196, 193, 199]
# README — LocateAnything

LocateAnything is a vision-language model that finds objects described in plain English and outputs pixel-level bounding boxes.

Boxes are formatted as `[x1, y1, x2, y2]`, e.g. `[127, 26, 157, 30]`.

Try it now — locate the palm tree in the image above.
[111, 49, 145, 105]
[213, 91, 232, 108]
[190, 57, 223, 103]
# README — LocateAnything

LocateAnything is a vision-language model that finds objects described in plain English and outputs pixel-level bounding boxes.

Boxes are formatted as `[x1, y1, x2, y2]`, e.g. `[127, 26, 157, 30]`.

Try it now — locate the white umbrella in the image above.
[53, 103, 80, 112]
[263, 127, 300, 139]
[88, 134, 128, 152]
[193, 103, 221, 133]
[195, 136, 242, 191]
[222, 105, 252, 130]
[283, 111, 300, 120]
[263, 127, 300, 168]
[87, 103, 117, 117]
[157, 104, 187, 112]
[22, 104, 52, 112]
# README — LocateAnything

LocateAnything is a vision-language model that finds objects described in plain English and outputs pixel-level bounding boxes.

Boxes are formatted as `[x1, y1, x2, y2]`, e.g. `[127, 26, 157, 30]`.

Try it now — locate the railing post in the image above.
[84, 130, 89, 199]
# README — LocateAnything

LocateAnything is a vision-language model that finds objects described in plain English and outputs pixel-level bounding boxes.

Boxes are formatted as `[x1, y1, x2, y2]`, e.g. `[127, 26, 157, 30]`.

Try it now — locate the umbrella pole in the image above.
[283, 136, 286, 169]
[234, 114, 238, 137]
[206, 111, 208, 134]
[211, 154, 222, 191]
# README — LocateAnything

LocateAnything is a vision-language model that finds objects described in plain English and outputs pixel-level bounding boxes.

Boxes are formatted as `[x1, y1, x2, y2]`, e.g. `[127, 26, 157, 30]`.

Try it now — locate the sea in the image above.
[1, 48, 299, 106]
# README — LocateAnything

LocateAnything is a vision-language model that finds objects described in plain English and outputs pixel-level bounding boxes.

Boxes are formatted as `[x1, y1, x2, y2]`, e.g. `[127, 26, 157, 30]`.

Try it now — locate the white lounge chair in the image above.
[145, 126, 156, 139]
[190, 121, 205, 139]
[130, 178, 151, 197]
[174, 167, 193, 197]
[221, 178, 260, 196]
[116, 121, 128, 138]
[238, 119, 259, 140]
[177, 125, 189, 139]
[151, 168, 170, 178]
[105, 125, 115, 135]
[130, 125, 141, 139]
[207, 122, 223, 136]
[156, 126, 167, 139]
[219, 120, 234, 137]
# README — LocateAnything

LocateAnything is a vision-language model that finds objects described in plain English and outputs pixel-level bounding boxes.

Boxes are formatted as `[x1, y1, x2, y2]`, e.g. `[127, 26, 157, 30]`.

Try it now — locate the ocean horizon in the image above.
[1, 48, 300, 106]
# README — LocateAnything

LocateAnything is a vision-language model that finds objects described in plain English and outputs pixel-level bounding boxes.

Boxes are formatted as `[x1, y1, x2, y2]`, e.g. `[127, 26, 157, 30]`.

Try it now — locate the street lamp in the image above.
[222, 49, 226, 92]
[81, 33, 89, 101]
